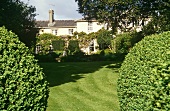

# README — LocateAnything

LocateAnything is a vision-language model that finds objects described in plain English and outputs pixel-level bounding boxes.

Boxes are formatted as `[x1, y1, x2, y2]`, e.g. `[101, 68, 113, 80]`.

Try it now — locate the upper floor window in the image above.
[52, 29, 57, 35]
[68, 29, 73, 35]
[88, 22, 93, 32]
[88, 22, 93, 26]
[88, 27, 93, 32]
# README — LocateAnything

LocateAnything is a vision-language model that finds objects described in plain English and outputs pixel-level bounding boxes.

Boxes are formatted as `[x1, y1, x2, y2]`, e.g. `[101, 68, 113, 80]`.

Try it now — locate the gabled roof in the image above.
[36, 20, 76, 28]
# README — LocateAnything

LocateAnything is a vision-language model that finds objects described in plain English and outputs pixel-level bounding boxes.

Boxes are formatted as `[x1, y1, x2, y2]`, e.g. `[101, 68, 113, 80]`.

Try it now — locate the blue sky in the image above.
[21, 0, 83, 20]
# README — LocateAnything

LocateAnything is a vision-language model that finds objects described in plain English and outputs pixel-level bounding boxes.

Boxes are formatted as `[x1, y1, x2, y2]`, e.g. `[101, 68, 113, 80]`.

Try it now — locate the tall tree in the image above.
[75, 0, 170, 33]
[75, 0, 130, 33]
[131, 0, 170, 34]
[0, 0, 37, 48]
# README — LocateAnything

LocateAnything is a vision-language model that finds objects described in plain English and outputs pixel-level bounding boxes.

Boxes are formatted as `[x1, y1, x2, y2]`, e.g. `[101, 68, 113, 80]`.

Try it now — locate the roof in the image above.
[36, 20, 76, 28]
[76, 18, 97, 22]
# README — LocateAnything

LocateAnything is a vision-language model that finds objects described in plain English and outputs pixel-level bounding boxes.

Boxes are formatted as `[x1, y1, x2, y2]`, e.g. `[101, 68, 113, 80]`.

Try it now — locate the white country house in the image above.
[35, 10, 149, 54]
[36, 10, 106, 54]
[36, 10, 76, 36]
[36, 10, 106, 36]
[36, 9, 150, 36]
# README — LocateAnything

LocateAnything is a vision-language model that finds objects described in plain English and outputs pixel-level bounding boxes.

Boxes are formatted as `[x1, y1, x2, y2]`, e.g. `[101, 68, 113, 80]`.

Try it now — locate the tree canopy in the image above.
[75, 0, 170, 33]
[0, 0, 37, 47]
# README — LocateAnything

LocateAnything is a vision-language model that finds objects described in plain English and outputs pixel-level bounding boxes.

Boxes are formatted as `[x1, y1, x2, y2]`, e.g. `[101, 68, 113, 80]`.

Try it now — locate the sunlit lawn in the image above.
[40, 61, 121, 111]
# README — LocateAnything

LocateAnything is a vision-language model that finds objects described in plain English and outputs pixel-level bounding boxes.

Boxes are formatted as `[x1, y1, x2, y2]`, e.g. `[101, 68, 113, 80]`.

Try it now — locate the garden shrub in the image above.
[68, 40, 79, 54]
[52, 40, 65, 51]
[98, 49, 114, 61]
[112, 31, 144, 54]
[96, 28, 113, 50]
[60, 50, 85, 62]
[113, 32, 133, 53]
[0, 27, 49, 111]
[35, 54, 56, 62]
[35, 51, 63, 63]
[36, 33, 59, 54]
[117, 31, 170, 110]
[99, 49, 126, 61]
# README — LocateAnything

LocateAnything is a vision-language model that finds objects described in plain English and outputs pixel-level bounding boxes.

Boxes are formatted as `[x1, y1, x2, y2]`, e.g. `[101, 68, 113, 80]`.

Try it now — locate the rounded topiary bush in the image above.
[0, 27, 49, 111]
[117, 31, 170, 110]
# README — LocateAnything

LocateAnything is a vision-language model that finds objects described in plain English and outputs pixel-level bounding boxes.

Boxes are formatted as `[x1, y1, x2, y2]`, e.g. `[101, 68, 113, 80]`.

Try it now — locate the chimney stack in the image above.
[49, 9, 54, 23]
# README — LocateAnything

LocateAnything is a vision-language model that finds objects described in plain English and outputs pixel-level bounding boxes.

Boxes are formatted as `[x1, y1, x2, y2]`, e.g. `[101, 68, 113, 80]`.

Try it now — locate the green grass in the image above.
[40, 61, 121, 111]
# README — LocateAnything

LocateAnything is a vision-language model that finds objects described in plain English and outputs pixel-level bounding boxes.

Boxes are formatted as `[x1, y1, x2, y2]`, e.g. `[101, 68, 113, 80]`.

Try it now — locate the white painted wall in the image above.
[39, 28, 52, 35]
[76, 20, 105, 34]
[92, 22, 105, 33]
[76, 22, 88, 33]
[39, 27, 76, 36]
[57, 28, 76, 36]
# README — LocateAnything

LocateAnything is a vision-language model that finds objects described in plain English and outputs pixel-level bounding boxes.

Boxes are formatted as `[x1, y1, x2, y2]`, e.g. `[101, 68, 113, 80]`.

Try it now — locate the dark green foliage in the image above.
[96, 28, 113, 50]
[98, 49, 126, 61]
[35, 54, 56, 63]
[142, 16, 170, 36]
[68, 40, 79, 54]
[0, 0, 36, 48]
[113, 33, 133, 53]
[117, 31, 170, 110]
[76, 0, 170, 34]
[35, 51, 62, 63]
[52, 40, 65, 51]
[75, 0, 130, 32]
[112, 31, 144, 53]
[0, 27, 49, 111]
[60, 50, 85, 62]
[60, 49, 125, 62]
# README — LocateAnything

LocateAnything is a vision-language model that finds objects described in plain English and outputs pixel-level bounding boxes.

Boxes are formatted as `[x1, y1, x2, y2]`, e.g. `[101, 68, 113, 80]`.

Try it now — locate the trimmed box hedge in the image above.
[0, 27, 49, 111]
[68, 40, 79, 53]
[52, 40, 65, 51]
[117, 31, 170, 110]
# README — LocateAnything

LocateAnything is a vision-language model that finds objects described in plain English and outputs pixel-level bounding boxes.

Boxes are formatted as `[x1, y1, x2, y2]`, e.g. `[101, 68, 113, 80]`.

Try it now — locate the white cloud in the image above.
[21, 0, 83, 20]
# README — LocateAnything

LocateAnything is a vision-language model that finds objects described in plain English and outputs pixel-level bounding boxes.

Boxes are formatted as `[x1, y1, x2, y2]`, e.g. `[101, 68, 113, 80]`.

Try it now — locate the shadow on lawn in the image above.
[39, 61, 121, 87]
[105, 62, 122, 73]
[106, 62, 122, 69]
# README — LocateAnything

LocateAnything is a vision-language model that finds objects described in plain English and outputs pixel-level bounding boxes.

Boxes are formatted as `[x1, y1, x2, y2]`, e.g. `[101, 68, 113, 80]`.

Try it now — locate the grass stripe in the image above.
[76, 67, 119, 110]
[40, 61, 120, 111]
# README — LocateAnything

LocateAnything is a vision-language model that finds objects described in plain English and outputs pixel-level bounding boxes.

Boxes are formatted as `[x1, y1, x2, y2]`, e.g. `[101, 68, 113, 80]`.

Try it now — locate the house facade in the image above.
[36, 10, 105, 36]
[76, 19, 105, 34]
[36, 20, 76, 36]
[36, 10, 149, 36]
[35, 10, 149, 54]
[35, 10, 105, 54]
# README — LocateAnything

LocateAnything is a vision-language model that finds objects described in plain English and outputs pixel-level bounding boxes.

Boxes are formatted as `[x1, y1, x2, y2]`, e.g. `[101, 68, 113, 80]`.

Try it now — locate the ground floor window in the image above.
[89, 40, 94, 51]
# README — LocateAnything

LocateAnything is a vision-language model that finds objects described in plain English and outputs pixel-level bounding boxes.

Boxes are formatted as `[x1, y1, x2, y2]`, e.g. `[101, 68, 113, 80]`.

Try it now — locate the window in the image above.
[88, 22, 93, 26]
[68, 29, 73, 35]
[89, 40, 94, 51]
[88, 27, 93, 31]
[35, 44, 41, 54]
[52, 29, 57, 35]
[88, 22, 93, 32]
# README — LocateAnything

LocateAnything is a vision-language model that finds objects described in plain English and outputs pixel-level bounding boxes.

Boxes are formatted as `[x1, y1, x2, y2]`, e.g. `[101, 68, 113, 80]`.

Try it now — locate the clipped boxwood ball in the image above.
[0, 27, 49, 111]
[117, 31, 170, 110]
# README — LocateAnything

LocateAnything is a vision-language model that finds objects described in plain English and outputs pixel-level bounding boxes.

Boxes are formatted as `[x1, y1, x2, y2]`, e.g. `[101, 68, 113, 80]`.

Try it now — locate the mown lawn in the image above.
[40, 61, 121, 111]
